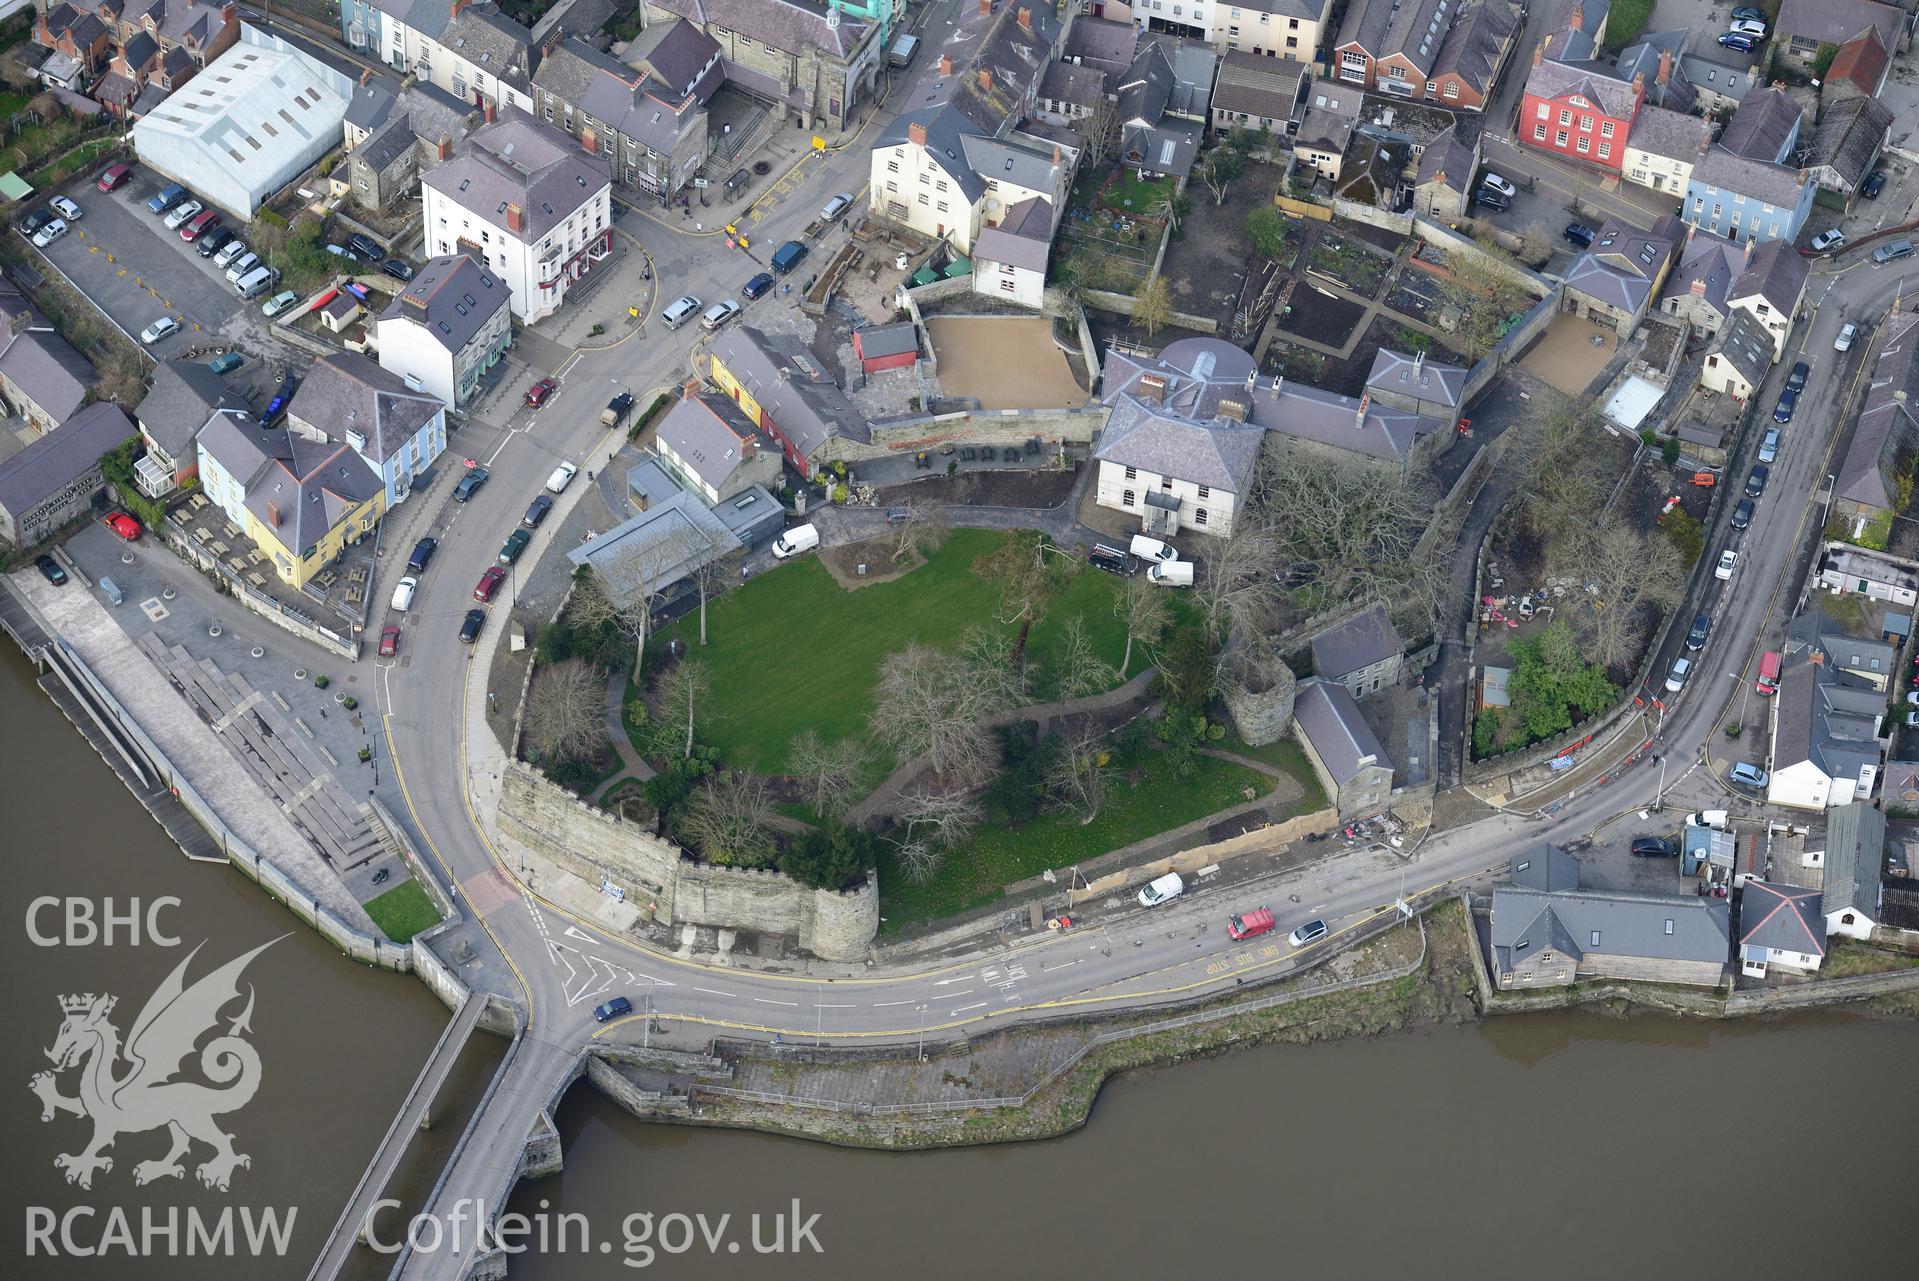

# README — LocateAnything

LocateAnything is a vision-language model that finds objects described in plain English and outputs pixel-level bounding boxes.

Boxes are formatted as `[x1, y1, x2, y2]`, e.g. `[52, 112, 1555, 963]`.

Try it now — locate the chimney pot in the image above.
[1018, 6, 1031, 30]
[506, 202, 525, 232]
[1631, 70, 1645, 99]
[1657, 48, 1673, 87]
[1570, 2, 1583, 32]
[908, 120, 927, 147]
[1355, 392, 1370, 428]
[979, 0, 990, 14]
[359, 66, 373, 87]
[437, 133, 452, 161]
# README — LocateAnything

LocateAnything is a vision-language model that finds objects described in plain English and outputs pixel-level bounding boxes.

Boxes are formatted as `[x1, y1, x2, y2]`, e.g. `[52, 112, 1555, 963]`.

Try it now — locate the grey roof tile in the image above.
[1491, 884, 1730, 970]
[285, 352, 443, 462]
[707, 326, 869, 459]
[1211, 50, 1308, 123]
[1810, 93, 1891, 188]
[1366, 346, 1466, 407]
[1707, 308, 1774, 385]
[379, 252, 508, 354]
[134, 358, 245, 461]
[1775, 0, 1902, 49]
[0, 403, 135, 517]
[1739, 880, 1826, 956]
[1730, 237, 1808, 315]
[654, 392, 764, 492]
[1292, 677, 1392, 785]
[0, 325, 94, 426]
[1822, 801, 1885, 920]
[1628, 103, 1709, 163]
[1509, 842, 1581, 892]
[422, 115, 610, 245]
[1094, 398, 1264, 494]
[1717, 87, 1801, 163]
[1311, 601, 1403, 680]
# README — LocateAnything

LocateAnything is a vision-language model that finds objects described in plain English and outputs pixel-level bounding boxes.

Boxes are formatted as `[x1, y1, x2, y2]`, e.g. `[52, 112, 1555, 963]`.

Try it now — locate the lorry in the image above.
[771, 239, 810, 275]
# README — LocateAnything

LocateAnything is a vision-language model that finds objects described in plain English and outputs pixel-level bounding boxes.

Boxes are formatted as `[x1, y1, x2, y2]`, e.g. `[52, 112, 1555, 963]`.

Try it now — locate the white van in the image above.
[546, 461, 579, 493]
[1147, 560, 1194, 587]
[662, 295, 701, 329]
[1137, 871, 1184, 908]
[233, 265, 274, 299]
[391, 575, 418, 612]
[1130, 534, 1178, 564]
[771, 523, 820, 559]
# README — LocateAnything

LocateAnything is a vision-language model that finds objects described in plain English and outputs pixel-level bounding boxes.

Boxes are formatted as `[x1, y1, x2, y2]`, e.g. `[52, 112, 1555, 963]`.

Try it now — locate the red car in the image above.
[524, 377, 558, 408]
[97, 163, 132, 192]
[379, 625, 401, 657]
[180, 209, 221, 241]
[1226, 907, 1275, 941]
[105, 512, 142, 541]
[473, 566, 507, 602]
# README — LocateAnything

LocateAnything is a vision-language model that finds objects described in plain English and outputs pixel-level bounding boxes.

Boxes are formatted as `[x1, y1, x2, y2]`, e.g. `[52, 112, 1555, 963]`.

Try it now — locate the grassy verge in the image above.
[1218, 734, 1329, 813]
[876, 741, 1267, 929]
[1823, 940, 1919, 977]
[363, 880, 441, 943]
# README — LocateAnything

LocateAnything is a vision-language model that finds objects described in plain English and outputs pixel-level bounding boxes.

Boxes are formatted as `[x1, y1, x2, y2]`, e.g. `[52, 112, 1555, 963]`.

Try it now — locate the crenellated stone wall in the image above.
[497, 764, 877, 961]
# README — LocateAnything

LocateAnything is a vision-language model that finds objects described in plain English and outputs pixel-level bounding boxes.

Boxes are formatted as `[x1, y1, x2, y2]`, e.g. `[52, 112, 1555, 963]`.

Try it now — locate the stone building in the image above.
[1291, 677, 1394, 817]
[0, 404, 136, 548]
[641, 0, 890, 130]
[1309, 602, 1405, 699]
[343, 78, 483, 213]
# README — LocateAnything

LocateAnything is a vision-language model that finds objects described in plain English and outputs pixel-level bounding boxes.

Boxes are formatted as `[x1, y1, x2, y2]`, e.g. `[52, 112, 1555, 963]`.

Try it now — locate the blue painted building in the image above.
[1682, 87, 1814, 245]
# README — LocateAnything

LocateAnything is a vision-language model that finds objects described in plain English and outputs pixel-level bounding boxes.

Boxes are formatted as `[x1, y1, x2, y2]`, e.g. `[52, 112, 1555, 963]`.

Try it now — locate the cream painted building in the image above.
[1623, 104, 1706, 194]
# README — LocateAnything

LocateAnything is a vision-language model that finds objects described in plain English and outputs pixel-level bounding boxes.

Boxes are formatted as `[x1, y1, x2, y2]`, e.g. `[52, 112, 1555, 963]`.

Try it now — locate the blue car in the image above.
[1718, 32, 1756, 52]
[1774, 388, 1796, 423]
[742, 271, 775, 300]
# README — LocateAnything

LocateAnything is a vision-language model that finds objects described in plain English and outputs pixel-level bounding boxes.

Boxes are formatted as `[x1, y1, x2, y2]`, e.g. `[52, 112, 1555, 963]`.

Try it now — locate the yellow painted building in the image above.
[196, 413, 387, 589]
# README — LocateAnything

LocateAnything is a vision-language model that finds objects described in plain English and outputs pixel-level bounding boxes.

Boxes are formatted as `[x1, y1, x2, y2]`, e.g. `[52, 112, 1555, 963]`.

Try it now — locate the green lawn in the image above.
[1605, 0, 1655, 44]
[647, 529, 1167, 773]
[1102, 169, 1174, 214]
[876, 742, 1268, 930]
[363, 879, 441, 943]
[1218, 734, 1330, 814]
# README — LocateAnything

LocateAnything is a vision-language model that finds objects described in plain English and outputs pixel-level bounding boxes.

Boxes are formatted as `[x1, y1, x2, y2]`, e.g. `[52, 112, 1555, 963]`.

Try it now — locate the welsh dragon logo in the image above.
[30, 938, 282, 1191]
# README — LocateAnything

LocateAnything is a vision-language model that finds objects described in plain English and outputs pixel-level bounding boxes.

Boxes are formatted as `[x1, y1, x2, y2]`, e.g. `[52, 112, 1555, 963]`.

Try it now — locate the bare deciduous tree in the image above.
[869, 643, 1003, 780]
[1552, 518, 1686, 672]
[525, 658, 605, 765]
[1045, 728, 1112, 825]
[655, 658, 712, 760]
[788, 727, 871, 819]
[1434, 239, 1533, 360]
[1114, 576, 1172, 678]
[892, 498, 950, 562]
[1052, 614, 1115, 699]
[677, 770, 776, 867]
[1195, 516, 1281, 640]
[1197, 146, 1244, 205]
[573, 570, 658, 682]
[957, 625, 1030, 708]
[970, 531, 1072, 662]
[888, 785, 983, 882]
[689, 541, 744, 648]
[1132, 272, 1173, 338]
[1081, 97, 1120, 163]
[1509, 392, 1610, 520]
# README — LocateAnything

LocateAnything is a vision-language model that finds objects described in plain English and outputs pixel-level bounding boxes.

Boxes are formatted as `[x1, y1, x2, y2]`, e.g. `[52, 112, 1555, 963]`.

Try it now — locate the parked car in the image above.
[592, 996, 632, 1022]
[1288, 918, 1329, 947]
[1716, 549, 1738, 580]
[1665, 656, 1692, 692]
[1480, 171, 1517, 198]
[206, 351, 243, 375]
[407, 537, 437, 573]
[1475, 187, 1512, 212]
[1773, 388, 1797, 423]
[1811, 227, 1846, 252]
[546, 462, 578, 494]
[325, 243, 360, 263]
[225, 252, 261, 284]
[31, 219, 68, 248]
[1718, 31, 1757, 51]
[1731, 498, 1755, 530]
[473, 566, 507, 602]
[601, 392, 634, 426]
[382, 258, 415, 281]
[1862, 169, 1889, 199]
[1730, 6, 1764, 19]
[1786, 361, 1810, 393]
[1729, 761, 1769, 789]
[452, 466, 489, 502]
[18, 207, 52, 236]
[742, 271, 775, 300]
[214, 239, 249, 269]
[1686, 611, 1712, 651]
[162, 199, 203, 230]
[391, 576, 418, 611]
[819, 192, 854, 222]
[523, 494, 554, 528]
[1631, 836, 1679, 858]
[97, 163, 133, 192]
[146, 183, 188, 214]
[139, 315, 180, 344]
[1226, 907, 1276, 940]
[347, 232, 384, 260]
[378, 625, 400, 657]
[49, 195, 81, 221]
[180, 208, 221, 241]
[701, 299, 741, 331]
[263, 367, 296, 422]
[34, 553, 68, 585]
[1836, 322, 1858, 352]
[1728, 18, 1768, 36]
[525, 377, 558, 408]
[105, 512, 142, 541]
[261, 289, 302, 317]
[1745, 463, 1770, 497]
[1873, 239, 1914, 264]
[1564, 222, 1596, 247]
[498, 528, 531, 566]
[1759, 427, 1781, 463]
[197, 226, 236, 258]
[1137, 872, 1184, 908]
[459, 608, 486, 643]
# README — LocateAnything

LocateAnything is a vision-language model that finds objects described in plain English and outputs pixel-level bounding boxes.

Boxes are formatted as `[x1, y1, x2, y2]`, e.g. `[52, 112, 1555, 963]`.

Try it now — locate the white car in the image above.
[162, 199, 202, 230]
[1811, 228, 1846, 252]
[49, 195, 81, 221]
[1665, 656, 1692, 693]
[1836, 322, 1857, 352]
[391, 576, 418, 612]
[1728, 18, 1768, 36]
[546, 461, 579, 494]
[139, 315, 180, 344]
[31, 218, 68, 248]
[225, 252, 260, 284]
[1479, 172, 1517, 198]
[820, 192, 854, 222]
[1137, 872, 1184, 908]
[1715, 549, 1738, 580]
[214, 239, 249, 269]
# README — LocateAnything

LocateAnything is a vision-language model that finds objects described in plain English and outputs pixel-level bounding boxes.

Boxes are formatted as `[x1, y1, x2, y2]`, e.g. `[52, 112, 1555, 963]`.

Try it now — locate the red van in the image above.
[1227, 907, 1275, 941]
[1756, 650, 1781, 696]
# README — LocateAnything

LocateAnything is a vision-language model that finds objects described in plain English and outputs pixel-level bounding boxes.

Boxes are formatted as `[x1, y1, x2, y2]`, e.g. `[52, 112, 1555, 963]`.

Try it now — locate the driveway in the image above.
[31, 168, 275, 359]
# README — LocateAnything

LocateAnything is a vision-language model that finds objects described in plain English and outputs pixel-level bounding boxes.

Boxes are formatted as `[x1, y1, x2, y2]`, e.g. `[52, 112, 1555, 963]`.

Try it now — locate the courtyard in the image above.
[926, 315, 1089, 409]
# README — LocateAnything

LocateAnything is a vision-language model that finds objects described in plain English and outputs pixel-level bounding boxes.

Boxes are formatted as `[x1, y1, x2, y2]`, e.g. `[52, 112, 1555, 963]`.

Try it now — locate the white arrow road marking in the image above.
[563, 927, 599, 943]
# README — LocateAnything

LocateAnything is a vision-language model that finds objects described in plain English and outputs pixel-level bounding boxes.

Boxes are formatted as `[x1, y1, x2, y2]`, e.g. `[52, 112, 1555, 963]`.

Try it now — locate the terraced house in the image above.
[356, 0, 538, 115]
[1519, 39, 1644, 172]
[34, 0, 240, 110]
[640, 0, 891, 130]
[1332, 0, 1515, 109]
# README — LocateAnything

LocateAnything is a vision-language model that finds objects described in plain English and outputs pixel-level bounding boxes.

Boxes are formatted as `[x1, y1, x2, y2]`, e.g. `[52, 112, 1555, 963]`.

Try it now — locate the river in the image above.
[5, 648, 1916, 1280]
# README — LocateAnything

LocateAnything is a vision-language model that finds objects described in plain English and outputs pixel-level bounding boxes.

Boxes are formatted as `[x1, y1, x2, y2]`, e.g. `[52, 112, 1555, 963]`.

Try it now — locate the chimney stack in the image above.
[1570, 2, 1582, 32]
[979, 68, 993, 93]
[1690, 276, 1707, 296]
[908, 120, 927, 147]
[582, 126, 599, 154]
[359, 66, 373, 87]
[979, 0, 990, 14]
[451, 0, 469, 16]
[1217, 398, 1248, 422]
[1657, 48, 1672, 88]
[939, 53, 953, 77]
[506, 202, 525, 233]
[1412, 350, 1424, 377]
[484, 99, 497, 124]
[1744, 238, 1756, 266]
[1631, 70, 1645, 99]
[1018, 6, 1031, 30]
[1052, 143, 1061, 164]
[1355, 392, 1370, 429]
[1139, 373, 1166, 403]
[437, 133, 452, 161]
[1533, 37, 1546, 67]
[266, 500, 281, 527]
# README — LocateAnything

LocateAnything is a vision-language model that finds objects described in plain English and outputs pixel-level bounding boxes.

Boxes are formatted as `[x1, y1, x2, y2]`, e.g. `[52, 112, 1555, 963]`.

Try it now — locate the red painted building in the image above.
[852, 322, 920, 375]
[1518, 42, 1644, 174]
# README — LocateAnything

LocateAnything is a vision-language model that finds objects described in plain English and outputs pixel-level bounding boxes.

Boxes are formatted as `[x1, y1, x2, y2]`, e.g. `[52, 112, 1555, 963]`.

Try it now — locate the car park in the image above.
[1811, 228, 1845, 252]
[196, 225, 235, 258]
[31, 219, 68, 248]
[459, 609, 485, 643]
[742, 271, 775, 300]
[1873, 239, 1914, 263]
[139, 315, 180, 344]
[1759, 428, 1780, 462]
[214, 239, 249, 269]
[1686, 612, 1712, 651]
[473, 566, 507, 602]
[1564, 222, 1596, 247]
[1480, 172, 1517, 198]
[97, 163, 132, 192]
[49, 195, 81, 221]
[1862, 169, 1888, 199]
[1773, 388, 1796, 423]
[407, 537, 437, 573]
[34, 554, 68, 585]
[1745, 464, 1769, 497]
[147, 183, 188, 214]
[1729, 762, 1769, 789]
[1665, 656, 1692, 692]
[452, 467, 489, 502]
[180, 208, 220, 241]
[1475, 187, 1511, 212]
[1718, 31, 1756, 51]
[1288, 918, 1329, 947]
[163, 200, 203, 230]
[525, 377, 558, 408]
[1730, 498, 1754, 530]
[1728, 18, 1767, 36]
[1786, 361, 1809, 393]
[1716, 549, 1738, 580]
[1137, 872, 1184, 907]
[225, 252, 260, 284]
[391, 576, 418, 611]
[106, 512, 142, 540]
[499, 529, 532, 565]
[523, 494, 554, 528]
[1632, 836, 1678, 858]
[1836, 322, 1857, 352]
[379, 625, 401, 657]
[1227, 908, 1275, 940]
[546, 462, 578, 493]
[593, 996, 632, 1022]
[701, 299, 741, 330]
[261, 289, 302, 317]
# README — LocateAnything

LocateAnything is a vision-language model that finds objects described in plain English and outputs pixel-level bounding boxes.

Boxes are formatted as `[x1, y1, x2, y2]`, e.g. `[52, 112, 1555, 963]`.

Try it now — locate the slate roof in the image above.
[853, 321, 918, 360]
[1810, 94, 1892, 189]
[199, 407, 381, 558]
[134, 358, 244, 461]
[1509, 842, 1580, 892]
[1431, 0, 1516, 96]
[1837, 310, 1919, 511]
[1296, 83, 1360, 155]
[1063, 15, 1138, 71]
[1365, 347, 1466, 408]
[355, 114, 417, 173]
[1211, 50, 1308, 123]
[1827, 28, 1891, 97]
[1787, 611, 1899, 679]
[121, 26, 159, 65]
[972, 194, 1054, 273]
[1233, 0, 1326, 18]
[1615, 28, 1687, 90]
[1310, 601, 1403, 681]
[1095, 398, 1265, 493]
[1628, 103, 1709, 164]
[1707, 308, 1774, 387]
[439, 3, 534, 92]
[399, 81, 479, 151]
[1740, 880, 1827, 957]
[623, 17, 723, 100]
[286, 352, 442, 464]
[1338, 0, 1454, 76]
[708, 326, 870, 459]
[423, 115, 610, 245]
[1775, 0, 1902, 49]
[0, 403, 135, 519]
[1523, 57, 1639, 119]
[375, 0, 456, 41]
[1660, 230, 1746, 317]
[1717, 87, 1801, 163]
[655, 392, 764, 493]
[1695, 146, 1810, 211]
[0, 325, 95, 426]
[646, 0, 866, 59]
[1680, 55, 1756, 106]
[1490, 885, 1731, 975]
[1039, 60, 1108, 110]
[1292, 677, 1393, 786]
[379, 253, 507, 353]
[345, 72, 402, 132]
[1730, 237, 1808, 315]
[1415, 124, 1476, 194]
[564, 489, 740, 604]
[1562, 217, 1682, 316]
[1770, 655, 1885, 783]
[1822, 801, 1885, 921]
[1542, 0, 1610, 60]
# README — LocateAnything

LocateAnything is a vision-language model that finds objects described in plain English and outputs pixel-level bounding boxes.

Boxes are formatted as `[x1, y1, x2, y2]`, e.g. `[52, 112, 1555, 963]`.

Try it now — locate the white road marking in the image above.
[814, 1002, 855, 1009]
[693, 986, 732, 997]
[950, 1002, 988, 1014]
[933, 988, 972, 999]
[753, 997, 799, 1007]
[870, 999, 915, 1007]
[931, 975, 971, 985]
[563, 926, 599, 943]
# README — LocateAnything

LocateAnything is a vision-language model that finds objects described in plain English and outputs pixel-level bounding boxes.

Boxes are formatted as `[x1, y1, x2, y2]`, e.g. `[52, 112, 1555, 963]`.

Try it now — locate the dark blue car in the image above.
[742, 271, 775, 300]
[1564, 222, 1596, 248]
[1774, 388, 1796, 423]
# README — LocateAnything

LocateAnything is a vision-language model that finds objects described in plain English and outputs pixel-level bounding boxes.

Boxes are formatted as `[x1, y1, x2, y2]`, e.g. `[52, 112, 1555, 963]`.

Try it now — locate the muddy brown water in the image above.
[6, 646, 1917, 1279]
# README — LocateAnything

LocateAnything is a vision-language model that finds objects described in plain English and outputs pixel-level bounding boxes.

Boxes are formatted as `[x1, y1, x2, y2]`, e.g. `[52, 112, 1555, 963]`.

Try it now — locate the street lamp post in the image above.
[917, 1004, 927, 1064]
[643, 976, 656, 1050]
